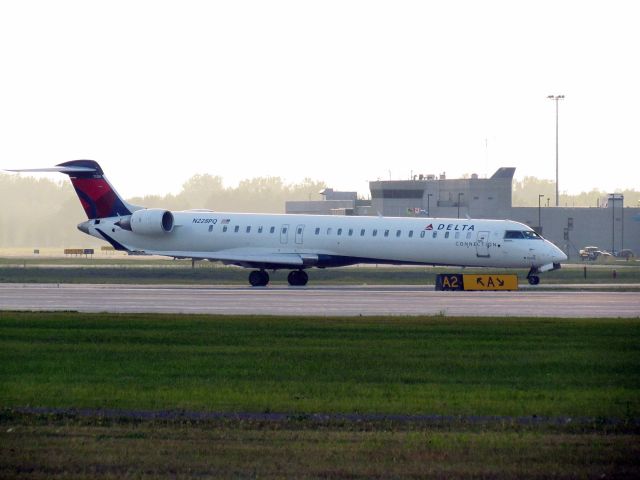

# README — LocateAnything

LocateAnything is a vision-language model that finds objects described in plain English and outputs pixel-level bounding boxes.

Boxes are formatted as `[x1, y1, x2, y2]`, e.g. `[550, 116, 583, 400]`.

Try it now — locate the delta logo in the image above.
[425, 223, 476, 231]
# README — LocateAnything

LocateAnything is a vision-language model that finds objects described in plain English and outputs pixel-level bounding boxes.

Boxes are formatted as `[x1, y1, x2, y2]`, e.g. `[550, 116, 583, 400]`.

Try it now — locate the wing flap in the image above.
[144, 249, 312, 268]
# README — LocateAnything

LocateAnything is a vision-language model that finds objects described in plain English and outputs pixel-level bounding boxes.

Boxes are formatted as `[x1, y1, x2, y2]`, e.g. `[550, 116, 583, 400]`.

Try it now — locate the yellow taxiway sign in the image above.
[462, 274, 518, 291]
[435, 273, 519, 291]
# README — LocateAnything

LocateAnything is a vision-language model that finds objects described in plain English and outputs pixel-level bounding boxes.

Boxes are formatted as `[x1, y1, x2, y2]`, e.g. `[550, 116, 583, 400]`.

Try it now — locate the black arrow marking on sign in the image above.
[498, 278, 505, 287]
[476, 278, 485, 287]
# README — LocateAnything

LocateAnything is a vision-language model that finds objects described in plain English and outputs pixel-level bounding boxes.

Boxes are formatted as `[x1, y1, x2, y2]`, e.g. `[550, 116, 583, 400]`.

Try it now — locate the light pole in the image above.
[538, 194, 545, 234]
[622, 195, 624, 252]
[457, 193, 464, 219]
[547, 95, 564, 207]
[611, 194, 615, 253]
[427, 193, 433, 217]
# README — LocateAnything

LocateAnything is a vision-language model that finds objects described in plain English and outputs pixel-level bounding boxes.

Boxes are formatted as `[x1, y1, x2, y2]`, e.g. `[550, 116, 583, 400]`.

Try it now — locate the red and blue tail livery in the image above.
[55, 160, 134, 219]
[57, 160, 132, 220]
[8, 159, 135, 219]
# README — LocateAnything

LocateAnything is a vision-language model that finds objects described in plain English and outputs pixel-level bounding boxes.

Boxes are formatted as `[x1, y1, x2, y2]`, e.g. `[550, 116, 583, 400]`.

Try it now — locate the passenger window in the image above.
[208, 225, 213, 232]
[360, 229, 365, 236]
[348, 229, 353, 236]
[384, 230, 389, 237]
[466, 232, 472, 239]
[282, 227, 288, 234]
[258, 226, 263, 234]
[445, 232, 450, 239]
[315, 227, 320, 235]
[372, 229, 378, 237]
[408, 230, 414, 238]
[246, 226, 251, 233]
[337, 228, 342, 236]
[234, 225, 240, 233]
[270, 226, 275, 234]
[327, 228, 332, 235]
[223, 225, 228, 233]
[420, 231, 426, 238]
[455, 232, 460, 239]
[396, 230, 401, 237]
[433, 232, 438, 239]
[297, 227, 303, 234]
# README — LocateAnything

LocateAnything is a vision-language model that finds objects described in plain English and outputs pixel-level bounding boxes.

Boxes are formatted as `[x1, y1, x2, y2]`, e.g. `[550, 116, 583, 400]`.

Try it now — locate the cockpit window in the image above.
[504, 231, 524, 239]
[504, 230, 542, 240]
[523, 231, 542, 239]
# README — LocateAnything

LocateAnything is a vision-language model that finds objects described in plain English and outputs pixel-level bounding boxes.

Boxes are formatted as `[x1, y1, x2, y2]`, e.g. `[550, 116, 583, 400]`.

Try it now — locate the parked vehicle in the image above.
[615, 249, 635, 260]
[579, 246, 601, 261]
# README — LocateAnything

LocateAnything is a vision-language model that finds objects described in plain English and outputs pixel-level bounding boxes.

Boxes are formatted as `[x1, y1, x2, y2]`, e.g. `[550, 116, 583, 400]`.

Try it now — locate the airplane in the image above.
[8, 160, 567, 286]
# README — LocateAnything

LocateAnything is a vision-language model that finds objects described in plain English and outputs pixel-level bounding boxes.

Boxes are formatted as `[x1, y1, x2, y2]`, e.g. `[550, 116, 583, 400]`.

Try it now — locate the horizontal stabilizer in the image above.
[5, 166, 96, 174]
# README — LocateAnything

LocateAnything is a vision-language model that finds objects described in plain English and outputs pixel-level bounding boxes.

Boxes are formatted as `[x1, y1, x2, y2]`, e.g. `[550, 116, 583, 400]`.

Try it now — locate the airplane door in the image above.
[295, 224, 304, 245]
[476, 231, 490, 257]
[280, 224, 289, 244]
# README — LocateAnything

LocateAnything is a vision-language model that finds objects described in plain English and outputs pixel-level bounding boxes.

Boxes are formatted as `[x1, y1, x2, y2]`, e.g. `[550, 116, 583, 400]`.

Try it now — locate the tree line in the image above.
[0, 172, 637, 248]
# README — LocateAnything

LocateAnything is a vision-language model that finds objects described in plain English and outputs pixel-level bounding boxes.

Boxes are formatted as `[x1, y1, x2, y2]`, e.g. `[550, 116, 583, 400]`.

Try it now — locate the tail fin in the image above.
[7, 160, 137, 219]
[57, 160, 138, 219]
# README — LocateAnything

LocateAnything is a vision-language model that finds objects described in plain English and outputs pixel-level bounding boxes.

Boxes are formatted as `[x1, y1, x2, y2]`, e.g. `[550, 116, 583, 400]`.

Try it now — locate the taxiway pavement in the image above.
[1, 283, 638, 317]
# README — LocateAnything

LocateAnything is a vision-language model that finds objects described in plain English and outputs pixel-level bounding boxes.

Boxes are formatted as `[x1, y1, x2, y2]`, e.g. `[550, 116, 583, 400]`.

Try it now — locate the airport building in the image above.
[286, 169, 640, 260]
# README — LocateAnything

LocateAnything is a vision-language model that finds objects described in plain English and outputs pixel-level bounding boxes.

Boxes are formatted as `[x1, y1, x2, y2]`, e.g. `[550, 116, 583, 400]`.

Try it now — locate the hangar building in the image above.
[286, 168, 640, 260]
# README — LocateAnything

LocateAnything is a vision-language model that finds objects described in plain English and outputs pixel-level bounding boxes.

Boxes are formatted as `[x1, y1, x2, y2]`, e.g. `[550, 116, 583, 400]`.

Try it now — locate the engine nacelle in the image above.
[128, 209, 174, 235]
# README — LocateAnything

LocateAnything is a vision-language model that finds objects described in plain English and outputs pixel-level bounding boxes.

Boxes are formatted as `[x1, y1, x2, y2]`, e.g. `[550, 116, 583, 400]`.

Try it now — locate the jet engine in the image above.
[124, 209, 174, 235]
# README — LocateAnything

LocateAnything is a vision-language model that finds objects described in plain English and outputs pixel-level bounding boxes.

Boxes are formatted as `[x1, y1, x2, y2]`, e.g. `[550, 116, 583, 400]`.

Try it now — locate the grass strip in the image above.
[1, 312, 639, 419]
[2, 416, 639, 479]
[2, 264, 640, 284]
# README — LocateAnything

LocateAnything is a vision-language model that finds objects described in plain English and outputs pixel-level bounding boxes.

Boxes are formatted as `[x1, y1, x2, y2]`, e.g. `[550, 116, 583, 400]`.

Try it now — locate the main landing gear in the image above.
[287, 270, 308, 286]
[249, 270, 270, 287]
[247, 269, 309, 287]
[526, 267, 540, 285]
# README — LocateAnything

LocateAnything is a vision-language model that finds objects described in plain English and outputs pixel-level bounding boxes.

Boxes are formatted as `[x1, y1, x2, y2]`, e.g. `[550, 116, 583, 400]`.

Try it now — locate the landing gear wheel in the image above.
[527, 275, 540, 285]
[249, 270, 270, 287]
[287, 270, 308, 286]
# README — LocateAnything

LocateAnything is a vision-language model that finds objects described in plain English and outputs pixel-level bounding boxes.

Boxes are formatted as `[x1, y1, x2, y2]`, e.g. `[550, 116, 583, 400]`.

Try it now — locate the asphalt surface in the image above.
[1, 283, 639, 317]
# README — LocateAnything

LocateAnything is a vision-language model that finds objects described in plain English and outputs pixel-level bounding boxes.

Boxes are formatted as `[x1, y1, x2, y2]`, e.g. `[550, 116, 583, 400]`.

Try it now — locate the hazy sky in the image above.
[1, 0, 638, 199]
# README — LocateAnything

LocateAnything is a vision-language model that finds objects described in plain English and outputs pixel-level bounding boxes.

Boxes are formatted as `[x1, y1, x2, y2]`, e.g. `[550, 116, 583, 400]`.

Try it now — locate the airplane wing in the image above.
[143, 249, 318, 269]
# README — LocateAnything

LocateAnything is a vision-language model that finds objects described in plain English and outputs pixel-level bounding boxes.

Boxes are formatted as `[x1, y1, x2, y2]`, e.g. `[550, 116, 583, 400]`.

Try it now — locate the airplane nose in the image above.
[552, 245, 568, 262]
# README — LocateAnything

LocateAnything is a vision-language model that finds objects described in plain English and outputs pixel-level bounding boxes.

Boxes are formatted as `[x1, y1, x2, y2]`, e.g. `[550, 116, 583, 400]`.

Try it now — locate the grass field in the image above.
[2, 312, 639, 417]
[2, 312, 639, 478]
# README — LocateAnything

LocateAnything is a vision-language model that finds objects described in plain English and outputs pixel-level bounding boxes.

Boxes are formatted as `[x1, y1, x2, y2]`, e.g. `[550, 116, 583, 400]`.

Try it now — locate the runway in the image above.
[1, 283, 639, 317]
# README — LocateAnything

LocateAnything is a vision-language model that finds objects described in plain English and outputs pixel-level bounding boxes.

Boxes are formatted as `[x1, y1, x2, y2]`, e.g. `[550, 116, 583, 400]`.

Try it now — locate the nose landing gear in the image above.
[526, 267, 540, 285]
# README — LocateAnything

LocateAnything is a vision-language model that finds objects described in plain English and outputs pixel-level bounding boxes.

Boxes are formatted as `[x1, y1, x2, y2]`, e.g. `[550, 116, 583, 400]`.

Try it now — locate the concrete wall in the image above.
[370, 170, 513, 220]
[510, 206, 640, 259]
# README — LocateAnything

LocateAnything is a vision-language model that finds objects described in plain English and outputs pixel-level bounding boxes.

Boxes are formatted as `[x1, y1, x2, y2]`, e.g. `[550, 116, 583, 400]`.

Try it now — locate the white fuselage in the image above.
[83, 211, 567, 270]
